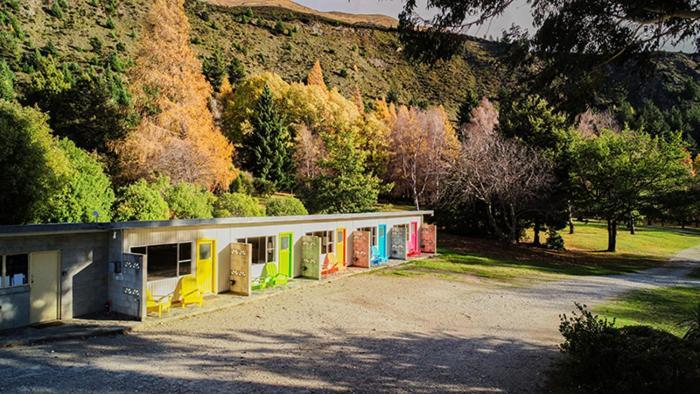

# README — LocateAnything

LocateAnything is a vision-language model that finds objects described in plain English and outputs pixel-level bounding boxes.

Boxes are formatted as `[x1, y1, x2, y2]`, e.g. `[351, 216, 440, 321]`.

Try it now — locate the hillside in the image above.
[206, 0, 398, 28]
[2, 0, 699, 122]
[185, 1, 507, 116]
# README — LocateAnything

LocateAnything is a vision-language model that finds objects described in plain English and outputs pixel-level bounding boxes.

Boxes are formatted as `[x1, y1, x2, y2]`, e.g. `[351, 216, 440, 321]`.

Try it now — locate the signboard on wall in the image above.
[352, 231, 370, 268]
[229, 242, 252, 296]
[420, 223, 437, 253]
[301, 236, 321, 280]
[390, 226, 407, 260]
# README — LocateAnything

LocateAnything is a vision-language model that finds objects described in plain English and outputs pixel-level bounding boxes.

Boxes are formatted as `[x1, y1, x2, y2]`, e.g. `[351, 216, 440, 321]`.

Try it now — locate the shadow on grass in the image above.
[0, 328, 559, 392]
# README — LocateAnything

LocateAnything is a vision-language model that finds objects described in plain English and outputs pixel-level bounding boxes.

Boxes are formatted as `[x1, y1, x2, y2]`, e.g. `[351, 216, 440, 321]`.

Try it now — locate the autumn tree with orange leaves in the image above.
[386, 105, 460, 210]
[113, 0, 235, 190]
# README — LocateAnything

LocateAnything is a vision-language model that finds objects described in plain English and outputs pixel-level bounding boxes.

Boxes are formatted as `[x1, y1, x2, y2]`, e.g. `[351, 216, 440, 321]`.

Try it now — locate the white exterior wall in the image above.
[123, 213, 427, 294]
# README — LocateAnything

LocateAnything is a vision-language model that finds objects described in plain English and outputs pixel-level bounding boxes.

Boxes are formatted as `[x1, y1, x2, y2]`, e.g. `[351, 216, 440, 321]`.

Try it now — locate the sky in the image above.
[295, 0, 693, 52]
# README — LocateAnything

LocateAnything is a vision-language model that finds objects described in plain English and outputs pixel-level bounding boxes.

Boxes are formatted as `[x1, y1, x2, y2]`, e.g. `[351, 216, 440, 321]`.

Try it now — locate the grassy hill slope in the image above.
[186, 1, 506, 116]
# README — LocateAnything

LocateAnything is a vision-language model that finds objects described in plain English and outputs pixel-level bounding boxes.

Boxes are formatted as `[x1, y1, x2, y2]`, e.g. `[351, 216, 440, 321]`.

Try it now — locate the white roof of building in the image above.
[0, 210, 434, 237]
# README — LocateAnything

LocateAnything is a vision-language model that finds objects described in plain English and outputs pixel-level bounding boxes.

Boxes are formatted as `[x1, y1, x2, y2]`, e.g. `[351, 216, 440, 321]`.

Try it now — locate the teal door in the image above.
[378, 224, 387, 260]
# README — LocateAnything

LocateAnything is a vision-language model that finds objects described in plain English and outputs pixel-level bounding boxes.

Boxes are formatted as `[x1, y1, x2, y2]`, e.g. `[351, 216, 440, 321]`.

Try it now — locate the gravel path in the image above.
[1, 245, 699, 393]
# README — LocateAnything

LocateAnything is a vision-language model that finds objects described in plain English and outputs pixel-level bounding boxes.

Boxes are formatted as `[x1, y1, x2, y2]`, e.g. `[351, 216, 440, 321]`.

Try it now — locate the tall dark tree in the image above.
[241, 85, 293, 191]
[457, 88, 480, 126]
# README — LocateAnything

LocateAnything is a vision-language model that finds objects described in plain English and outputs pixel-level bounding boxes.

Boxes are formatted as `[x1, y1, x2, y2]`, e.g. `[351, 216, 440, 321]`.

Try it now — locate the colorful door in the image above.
[336, 228, 346, 267]
[390, 226, 407, 260]
[378, 224, 387, 261]
[196, 239, 216, 294]
[409, 221, 419, 256]
[301, 235, 321, 279]
[420, 223, 437, 253]
[29, 251, 60, 324]
[279, 232, 293, 278]
[229, 242, 251, 296]
[352, 231, 370, 268]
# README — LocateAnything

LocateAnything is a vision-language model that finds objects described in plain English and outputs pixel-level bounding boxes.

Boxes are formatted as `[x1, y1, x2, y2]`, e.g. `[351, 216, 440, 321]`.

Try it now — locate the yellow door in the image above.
[336, 228, 346, 267]
[196, 239, 216, 294]
[29, 251, 60, 324]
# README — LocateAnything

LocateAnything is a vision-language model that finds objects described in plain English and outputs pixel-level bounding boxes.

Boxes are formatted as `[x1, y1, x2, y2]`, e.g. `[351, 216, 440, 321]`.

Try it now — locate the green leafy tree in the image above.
[0, 60, 14, 100]
[0, 100, 68, 224]
[241, 85, 293, 190]
[570, 128, 691, 252]
[213, 192, 265, 217]
[265, 195, 308, 216]
[114, 179, 170, 222]
[301, 129, 382, 214]
[36, 139, 115, 223]
[500, 94, 572, 243]
[27, 69, 134, 153]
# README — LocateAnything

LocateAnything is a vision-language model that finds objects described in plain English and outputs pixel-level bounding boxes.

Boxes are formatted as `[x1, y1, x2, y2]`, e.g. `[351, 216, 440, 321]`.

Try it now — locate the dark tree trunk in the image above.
[647, 217, 652, 226]
[607, 219, 617, 252]
[568, 205, 575, 234]
[629, 217, 635, 235]
[533, 221, 541, 246]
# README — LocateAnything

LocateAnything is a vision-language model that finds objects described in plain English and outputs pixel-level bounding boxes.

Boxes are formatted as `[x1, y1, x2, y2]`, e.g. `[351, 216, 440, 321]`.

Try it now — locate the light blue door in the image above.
[378, 224, 387, 261]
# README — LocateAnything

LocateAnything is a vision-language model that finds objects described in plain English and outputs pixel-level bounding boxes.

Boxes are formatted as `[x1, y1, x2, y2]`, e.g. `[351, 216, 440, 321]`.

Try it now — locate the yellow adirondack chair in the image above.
[146, 288, 172, 318]
[173, 275, 204, 308]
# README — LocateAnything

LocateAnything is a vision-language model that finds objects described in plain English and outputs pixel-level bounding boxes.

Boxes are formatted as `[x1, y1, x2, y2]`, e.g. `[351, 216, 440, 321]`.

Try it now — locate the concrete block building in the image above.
[0, 211, 435, 331]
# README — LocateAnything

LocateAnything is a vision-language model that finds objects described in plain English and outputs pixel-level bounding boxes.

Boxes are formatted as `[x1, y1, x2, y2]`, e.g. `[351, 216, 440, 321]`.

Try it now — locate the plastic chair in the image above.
[146, 288, 172, 318]
[262, 262, 288, 287]
[173, 276, 204, 308]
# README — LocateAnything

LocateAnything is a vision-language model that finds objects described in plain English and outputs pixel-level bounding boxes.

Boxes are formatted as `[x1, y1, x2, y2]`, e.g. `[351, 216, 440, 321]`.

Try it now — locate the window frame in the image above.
[1, 254, 30, 289]
[236, 236, 277, 265]
[357, 227, 378, 247]
[305, 230, 335, 254]
[130, 242, 194, 281]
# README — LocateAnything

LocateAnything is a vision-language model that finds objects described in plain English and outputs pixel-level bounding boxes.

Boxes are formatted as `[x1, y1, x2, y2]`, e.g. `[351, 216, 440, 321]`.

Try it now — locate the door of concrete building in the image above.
[229, 242, 252, 296]
[196, 239, 216, 294]
[29, 251, 60, 324]
[278, 232, 293, 278]
[351, 231, 370, 268]
[336, 228, 346, 267]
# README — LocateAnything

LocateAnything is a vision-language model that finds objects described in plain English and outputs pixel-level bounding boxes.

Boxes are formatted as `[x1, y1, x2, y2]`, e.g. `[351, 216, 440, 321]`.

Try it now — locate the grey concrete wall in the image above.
[0, 286, 29, 330]
[0, 231, 110, 330]
[108, 253, 145, 321]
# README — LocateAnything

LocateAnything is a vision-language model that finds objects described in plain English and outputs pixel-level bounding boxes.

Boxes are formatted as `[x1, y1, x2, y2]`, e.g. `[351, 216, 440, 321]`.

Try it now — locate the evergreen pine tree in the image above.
[242, 85, 293, 190]
[457, 88, 480, 126]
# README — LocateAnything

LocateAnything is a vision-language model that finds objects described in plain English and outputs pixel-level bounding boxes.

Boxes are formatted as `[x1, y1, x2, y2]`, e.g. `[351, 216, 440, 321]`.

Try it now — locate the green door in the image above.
[301, 235, 321, 280]
[279, 232, 293, 278]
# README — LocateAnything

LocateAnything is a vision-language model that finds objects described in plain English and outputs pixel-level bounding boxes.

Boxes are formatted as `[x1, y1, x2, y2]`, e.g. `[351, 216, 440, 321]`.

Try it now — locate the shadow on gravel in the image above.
[0, 328, 558, 392]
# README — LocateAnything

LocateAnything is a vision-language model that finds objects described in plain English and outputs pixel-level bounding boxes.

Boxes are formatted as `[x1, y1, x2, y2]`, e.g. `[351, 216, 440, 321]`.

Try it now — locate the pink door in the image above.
[408, 222, 419, 256]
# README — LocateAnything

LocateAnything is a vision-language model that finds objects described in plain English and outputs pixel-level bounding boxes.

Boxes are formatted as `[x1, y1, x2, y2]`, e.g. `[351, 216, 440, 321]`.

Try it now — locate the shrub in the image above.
[546, 229, 564, 250]
[0, 60, 14, 100]
[158, 178, 214, 219]
[114, 180, 170, 222]
[557, 303, 700, 393]
[253, 177, 275, 197]
[213, 193, 265, 217]
[230, 171, 254, 194]
[266, 196, 308, 216]
[681, 304, 700, 341]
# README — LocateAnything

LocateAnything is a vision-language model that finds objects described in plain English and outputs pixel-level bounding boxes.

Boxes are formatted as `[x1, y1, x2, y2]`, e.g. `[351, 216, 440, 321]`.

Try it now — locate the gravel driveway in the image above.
[1, 246, 699, 393]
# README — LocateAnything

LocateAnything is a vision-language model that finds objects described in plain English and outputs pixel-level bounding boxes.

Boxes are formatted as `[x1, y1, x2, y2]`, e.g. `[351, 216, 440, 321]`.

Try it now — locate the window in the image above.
[305, 230, 334, 254]
[1, 254, 29, 288]
[237, 236, 276, 265]
[358, 227, 378, 246]
[130, 242, 193, 281]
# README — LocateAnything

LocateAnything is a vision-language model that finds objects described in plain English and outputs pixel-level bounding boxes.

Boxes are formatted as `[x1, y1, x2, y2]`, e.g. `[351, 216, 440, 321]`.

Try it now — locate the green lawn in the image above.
[593, 286, 700, 337]
[562, 221, 700, 260]
[387, 223, 700, 285]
